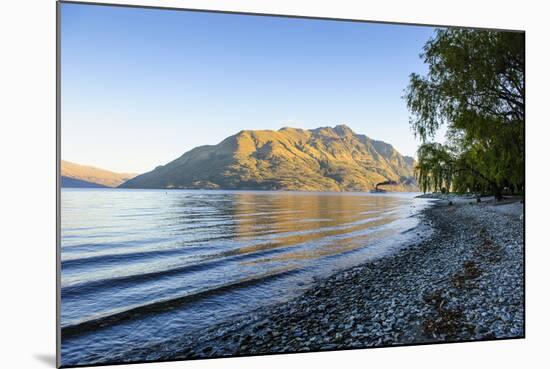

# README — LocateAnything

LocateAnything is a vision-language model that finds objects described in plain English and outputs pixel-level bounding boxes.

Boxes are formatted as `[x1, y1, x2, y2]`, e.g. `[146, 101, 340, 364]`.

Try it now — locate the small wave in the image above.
[61, 245, 210, 269]
[61, 267, 300, 338]
[61, 245, 294, 299]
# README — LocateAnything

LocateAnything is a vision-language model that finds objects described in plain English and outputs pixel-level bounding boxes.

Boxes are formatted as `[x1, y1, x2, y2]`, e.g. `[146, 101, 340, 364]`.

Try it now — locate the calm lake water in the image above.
[60, 189, 431, 365]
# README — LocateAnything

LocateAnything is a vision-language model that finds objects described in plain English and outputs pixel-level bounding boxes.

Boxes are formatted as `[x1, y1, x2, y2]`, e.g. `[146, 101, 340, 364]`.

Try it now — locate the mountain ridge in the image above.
[120, 125, 418, 192]
[61, 160, 138, 188]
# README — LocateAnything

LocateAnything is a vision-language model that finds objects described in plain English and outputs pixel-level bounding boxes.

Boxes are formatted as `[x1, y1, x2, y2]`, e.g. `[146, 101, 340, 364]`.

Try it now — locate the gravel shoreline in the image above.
[112, 199, 525, 363]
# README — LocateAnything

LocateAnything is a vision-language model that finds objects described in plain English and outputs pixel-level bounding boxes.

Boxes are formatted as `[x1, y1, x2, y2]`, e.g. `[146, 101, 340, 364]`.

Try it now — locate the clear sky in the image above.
[61, 2, 443, 174]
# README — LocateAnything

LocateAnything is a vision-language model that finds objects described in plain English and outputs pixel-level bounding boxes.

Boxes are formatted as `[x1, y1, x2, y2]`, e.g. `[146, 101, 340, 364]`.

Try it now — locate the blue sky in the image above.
[61, 3, 442, 174]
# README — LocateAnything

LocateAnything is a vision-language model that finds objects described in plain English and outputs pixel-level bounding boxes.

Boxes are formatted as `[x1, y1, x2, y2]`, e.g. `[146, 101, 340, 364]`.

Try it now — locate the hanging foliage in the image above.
[406, 29, 524, 197]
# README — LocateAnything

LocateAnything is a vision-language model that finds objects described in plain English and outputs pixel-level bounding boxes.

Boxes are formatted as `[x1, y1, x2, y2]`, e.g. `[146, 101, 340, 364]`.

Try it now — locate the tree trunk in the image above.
[493, 185, 503, 201]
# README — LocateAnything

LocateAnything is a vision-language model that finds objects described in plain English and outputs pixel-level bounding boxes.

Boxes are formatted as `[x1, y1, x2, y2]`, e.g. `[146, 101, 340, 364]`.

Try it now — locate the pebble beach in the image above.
[106, 197, 525, 364]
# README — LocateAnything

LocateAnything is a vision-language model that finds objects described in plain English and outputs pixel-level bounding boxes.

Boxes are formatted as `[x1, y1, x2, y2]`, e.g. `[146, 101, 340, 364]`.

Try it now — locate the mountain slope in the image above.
[120, 125, 418, 192]
[61, 160, 138, 188]
[61, 176, 108, 188]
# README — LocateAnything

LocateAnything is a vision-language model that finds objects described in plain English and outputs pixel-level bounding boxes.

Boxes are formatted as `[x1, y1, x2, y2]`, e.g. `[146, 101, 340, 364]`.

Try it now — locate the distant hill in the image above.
[61, 160, 138, 188]
[61, 176, 108, 188]
[121, 125, 418, 192]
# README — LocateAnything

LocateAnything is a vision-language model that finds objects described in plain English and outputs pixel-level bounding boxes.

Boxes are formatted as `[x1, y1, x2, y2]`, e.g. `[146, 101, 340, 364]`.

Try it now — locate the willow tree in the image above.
[406, 29, 525, 197]
[415, 143, 455, 193]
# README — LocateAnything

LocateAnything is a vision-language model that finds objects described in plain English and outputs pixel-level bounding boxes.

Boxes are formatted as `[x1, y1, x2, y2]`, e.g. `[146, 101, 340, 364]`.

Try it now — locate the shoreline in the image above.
[103, 198, 524, 364]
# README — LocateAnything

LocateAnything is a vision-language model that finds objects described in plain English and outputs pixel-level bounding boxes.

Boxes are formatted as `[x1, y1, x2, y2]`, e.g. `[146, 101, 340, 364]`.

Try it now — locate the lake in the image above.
[60, 188, 431, 365]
